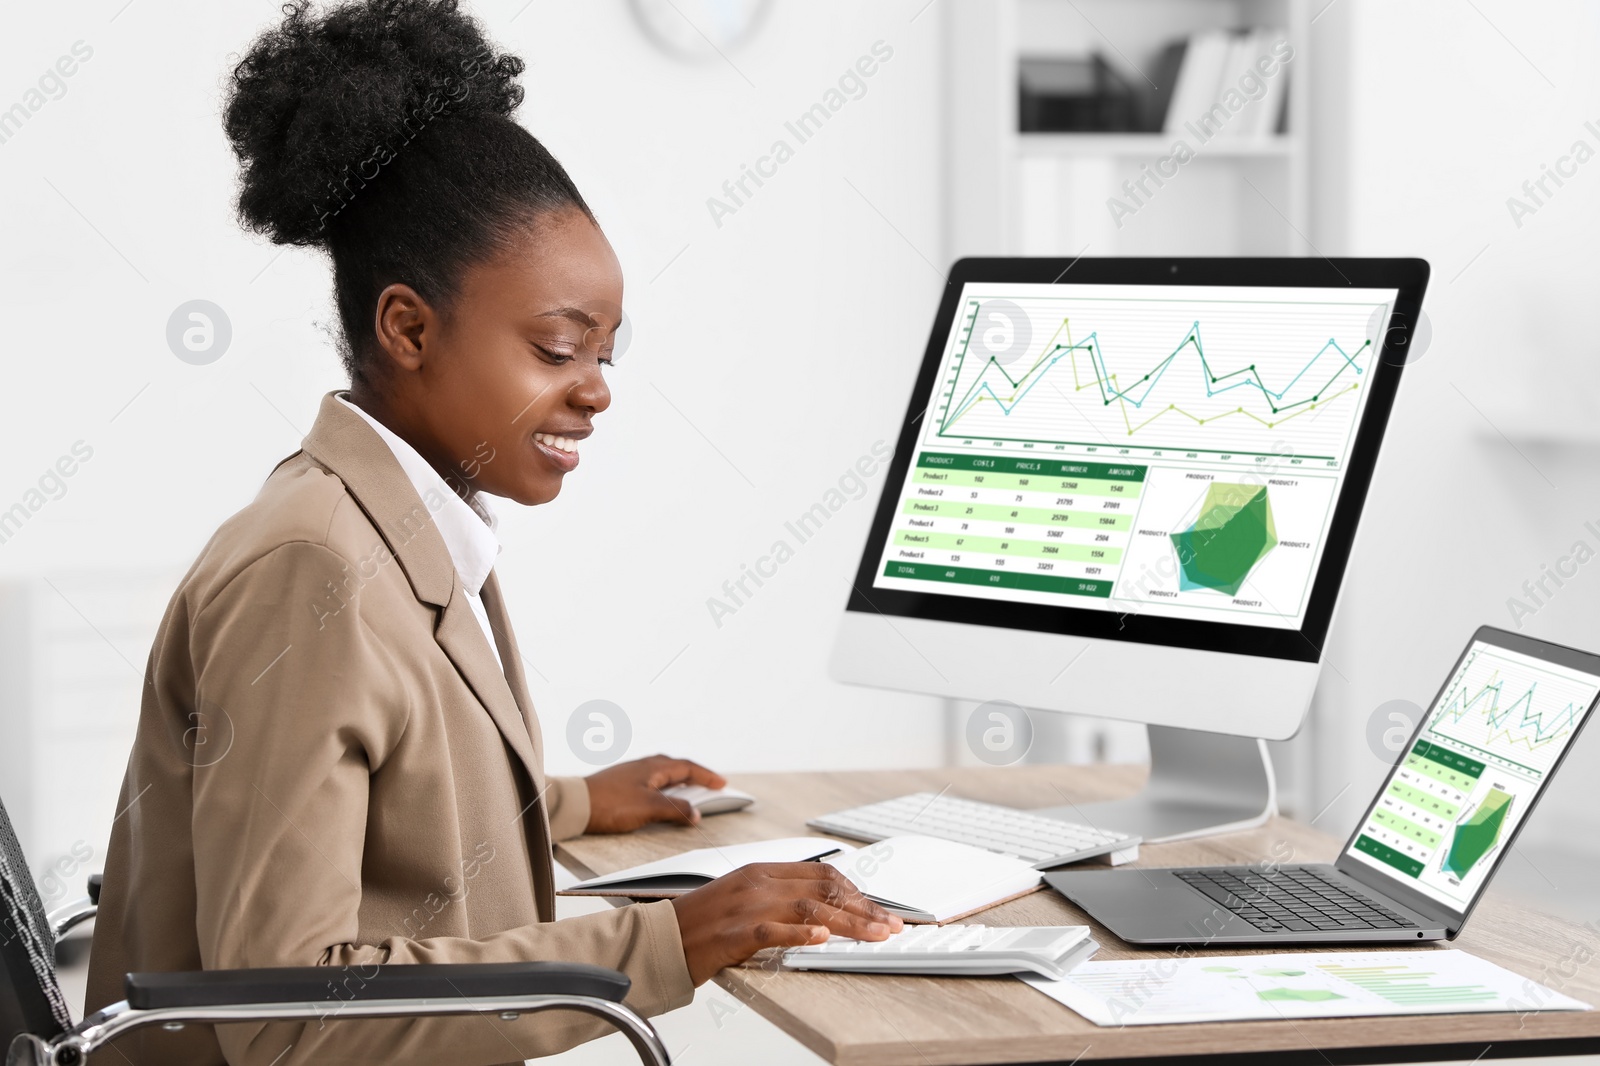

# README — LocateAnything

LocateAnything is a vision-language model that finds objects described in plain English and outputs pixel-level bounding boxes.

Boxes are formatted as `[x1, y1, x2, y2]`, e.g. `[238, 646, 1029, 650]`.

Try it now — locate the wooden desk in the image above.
[554, 766, 1600, 1065]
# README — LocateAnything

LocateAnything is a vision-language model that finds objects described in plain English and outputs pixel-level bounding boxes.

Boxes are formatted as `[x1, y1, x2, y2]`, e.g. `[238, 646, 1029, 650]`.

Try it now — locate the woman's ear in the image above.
[372, 282, 432, 373]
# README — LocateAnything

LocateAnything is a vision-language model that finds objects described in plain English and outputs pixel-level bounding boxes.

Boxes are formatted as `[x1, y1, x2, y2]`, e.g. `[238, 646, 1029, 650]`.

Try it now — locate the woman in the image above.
[84, 2, 899, 1062]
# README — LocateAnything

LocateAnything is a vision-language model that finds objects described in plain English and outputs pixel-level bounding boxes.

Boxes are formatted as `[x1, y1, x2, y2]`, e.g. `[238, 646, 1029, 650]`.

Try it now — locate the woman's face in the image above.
[374, 205, 623, 506]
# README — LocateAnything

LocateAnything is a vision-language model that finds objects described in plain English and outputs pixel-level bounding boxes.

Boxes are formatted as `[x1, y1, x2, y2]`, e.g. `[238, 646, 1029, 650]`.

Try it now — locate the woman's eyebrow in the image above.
[535, 306, 598, 326]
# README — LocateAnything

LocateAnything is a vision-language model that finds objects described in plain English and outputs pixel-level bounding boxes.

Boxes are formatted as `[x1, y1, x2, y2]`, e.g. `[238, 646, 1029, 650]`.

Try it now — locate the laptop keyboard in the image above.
[1174, 867, 1416, 933]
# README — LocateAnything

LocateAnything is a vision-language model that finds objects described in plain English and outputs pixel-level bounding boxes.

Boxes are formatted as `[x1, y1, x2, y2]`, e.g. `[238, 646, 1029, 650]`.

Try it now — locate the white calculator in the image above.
[784, 924, 1098, 979]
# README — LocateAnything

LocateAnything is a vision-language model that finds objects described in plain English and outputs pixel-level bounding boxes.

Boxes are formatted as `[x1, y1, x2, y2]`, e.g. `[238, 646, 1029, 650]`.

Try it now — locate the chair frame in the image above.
[8, 887, 672, 1066]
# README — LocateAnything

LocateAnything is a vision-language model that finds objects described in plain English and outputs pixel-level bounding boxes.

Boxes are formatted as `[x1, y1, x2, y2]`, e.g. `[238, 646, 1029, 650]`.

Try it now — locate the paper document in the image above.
[1020, 949, 1591, 1026]
[825, 835, 1042, 923]
[562, 838, 849, 897]
[562, 834, 1041, 923]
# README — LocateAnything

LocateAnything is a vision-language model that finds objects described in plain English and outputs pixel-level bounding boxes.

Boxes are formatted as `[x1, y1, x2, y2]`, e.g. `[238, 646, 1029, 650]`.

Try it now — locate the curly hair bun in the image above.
[224, 0, 525, 247]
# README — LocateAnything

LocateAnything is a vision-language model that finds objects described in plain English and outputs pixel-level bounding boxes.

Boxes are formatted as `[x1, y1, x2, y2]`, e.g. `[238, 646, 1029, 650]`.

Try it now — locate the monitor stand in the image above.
[1034, 725, 1278, 845]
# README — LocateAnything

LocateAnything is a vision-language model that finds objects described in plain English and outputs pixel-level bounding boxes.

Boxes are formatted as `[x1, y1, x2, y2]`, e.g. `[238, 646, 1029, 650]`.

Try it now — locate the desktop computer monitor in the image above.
[832, 258, 1431, 841]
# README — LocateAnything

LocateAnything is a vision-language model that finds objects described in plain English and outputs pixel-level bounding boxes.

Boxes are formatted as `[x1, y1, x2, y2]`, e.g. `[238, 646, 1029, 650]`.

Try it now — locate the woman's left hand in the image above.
[582, 755, 728, 833]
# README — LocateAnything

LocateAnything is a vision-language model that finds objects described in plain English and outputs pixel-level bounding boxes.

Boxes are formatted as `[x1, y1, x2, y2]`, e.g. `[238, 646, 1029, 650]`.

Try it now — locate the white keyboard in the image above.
[785, 924, 1098, 979]
[808, 792, 1139, 868]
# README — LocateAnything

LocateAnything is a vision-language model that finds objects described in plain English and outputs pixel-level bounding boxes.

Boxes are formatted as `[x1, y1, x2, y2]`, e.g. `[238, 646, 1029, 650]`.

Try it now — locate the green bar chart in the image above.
[1315, 962, 1501, 1006]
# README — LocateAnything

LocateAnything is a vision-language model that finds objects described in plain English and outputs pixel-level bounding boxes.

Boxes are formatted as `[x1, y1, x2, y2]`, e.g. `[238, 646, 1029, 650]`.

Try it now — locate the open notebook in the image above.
[561, 834, 1044, 924]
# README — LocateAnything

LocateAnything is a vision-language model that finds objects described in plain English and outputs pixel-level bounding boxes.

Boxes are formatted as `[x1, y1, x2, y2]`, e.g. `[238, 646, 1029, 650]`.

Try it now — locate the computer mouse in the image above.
[662, 784, 756, 815]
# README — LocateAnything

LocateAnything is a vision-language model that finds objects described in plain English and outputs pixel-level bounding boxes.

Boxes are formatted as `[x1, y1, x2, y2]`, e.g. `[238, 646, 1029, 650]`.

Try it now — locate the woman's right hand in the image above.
[669, 862, 903, 985]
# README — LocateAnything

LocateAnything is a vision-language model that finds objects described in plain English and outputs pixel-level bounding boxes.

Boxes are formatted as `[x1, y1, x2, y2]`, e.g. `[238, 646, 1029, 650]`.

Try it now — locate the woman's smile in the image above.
[531, 426, 589, 472]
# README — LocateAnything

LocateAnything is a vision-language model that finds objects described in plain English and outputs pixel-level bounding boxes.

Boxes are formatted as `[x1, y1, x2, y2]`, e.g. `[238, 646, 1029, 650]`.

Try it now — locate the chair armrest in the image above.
[29, 963, 669, 1066]
[125, 961, 630, 1010]
[46, 899, 97, 941]
[48, 875, 105, 939]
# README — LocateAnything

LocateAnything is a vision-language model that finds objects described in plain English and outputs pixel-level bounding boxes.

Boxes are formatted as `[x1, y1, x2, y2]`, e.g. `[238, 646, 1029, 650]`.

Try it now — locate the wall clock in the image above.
[628, 0, 772, 61]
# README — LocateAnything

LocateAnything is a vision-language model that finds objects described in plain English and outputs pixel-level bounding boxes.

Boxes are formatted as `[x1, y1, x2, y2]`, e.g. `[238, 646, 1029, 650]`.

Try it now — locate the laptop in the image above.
[1046, 625, 1600, 945]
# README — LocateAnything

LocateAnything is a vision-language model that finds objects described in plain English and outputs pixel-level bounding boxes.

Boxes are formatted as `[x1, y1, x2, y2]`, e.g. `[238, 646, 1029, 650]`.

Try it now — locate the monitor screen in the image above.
[1344, 638, 1600, 913]
[870, 280, 1399, 631]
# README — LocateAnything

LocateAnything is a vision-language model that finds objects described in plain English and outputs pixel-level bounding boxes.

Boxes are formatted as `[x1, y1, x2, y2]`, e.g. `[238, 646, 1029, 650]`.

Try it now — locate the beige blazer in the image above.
[86, 392, 694, 1065]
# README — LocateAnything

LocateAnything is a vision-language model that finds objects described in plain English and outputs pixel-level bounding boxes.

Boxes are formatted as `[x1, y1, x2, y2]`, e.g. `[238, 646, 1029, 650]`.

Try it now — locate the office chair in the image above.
[0, 796, 671, 1066]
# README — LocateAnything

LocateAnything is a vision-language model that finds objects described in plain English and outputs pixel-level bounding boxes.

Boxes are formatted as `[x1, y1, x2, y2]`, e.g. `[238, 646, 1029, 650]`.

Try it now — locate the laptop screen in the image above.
[1344, 637, 1600, 912]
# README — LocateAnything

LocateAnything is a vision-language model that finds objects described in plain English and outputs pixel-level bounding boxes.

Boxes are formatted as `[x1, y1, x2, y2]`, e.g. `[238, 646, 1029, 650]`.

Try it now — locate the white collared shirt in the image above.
[335, 393, 504, 673]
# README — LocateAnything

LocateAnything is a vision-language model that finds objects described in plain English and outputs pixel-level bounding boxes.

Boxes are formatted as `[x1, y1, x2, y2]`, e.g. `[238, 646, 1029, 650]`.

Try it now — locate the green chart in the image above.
[934, 302, 1371, 460]
[1169, 483, 1278, 596]
[1443, 789, 1513, 879]
[1258, 987, 1347, 1003]
[1317, 962, 1501, 1006]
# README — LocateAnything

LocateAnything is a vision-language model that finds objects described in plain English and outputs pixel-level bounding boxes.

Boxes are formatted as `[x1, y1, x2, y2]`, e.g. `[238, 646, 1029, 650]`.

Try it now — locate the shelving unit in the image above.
[943, 0, 1312, 261]
[1016, 133, 1296, 159]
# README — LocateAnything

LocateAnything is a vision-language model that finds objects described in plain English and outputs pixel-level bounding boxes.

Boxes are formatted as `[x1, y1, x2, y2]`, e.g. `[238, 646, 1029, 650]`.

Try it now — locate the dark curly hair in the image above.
[223, 0, 593, 387]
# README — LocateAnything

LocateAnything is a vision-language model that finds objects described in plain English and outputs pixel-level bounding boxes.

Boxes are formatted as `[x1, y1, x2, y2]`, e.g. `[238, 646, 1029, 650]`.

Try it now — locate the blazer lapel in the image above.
[297, 392, 550, 822]
[430, 580, 547, 804]
[479, 570, 557, 916]
[480, 570, 544, 755]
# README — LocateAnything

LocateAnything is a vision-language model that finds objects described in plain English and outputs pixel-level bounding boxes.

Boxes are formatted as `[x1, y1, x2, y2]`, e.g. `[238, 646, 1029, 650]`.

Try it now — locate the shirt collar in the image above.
[335, 392, 500, 597]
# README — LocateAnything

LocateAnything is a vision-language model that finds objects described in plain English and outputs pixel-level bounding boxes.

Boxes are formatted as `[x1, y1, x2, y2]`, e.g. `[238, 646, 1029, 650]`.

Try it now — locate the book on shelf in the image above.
[1162, 26, 1289, 138]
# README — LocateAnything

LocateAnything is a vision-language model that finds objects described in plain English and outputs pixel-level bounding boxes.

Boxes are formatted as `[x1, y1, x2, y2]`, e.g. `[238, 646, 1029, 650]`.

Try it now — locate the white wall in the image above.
[0, 0, 948, 865]
[1309, 0, 1600, 871]
[8, 0, 1600, 883]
